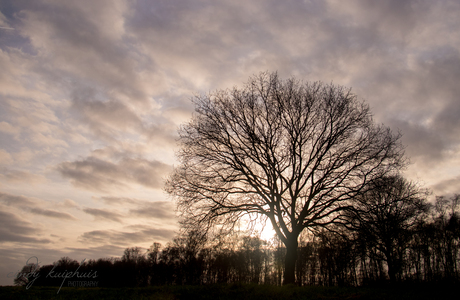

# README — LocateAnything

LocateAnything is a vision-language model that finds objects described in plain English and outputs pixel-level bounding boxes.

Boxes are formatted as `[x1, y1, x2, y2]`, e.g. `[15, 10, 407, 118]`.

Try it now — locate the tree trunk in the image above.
[284, 237, 298, 285]
[387, 254, 397, 284]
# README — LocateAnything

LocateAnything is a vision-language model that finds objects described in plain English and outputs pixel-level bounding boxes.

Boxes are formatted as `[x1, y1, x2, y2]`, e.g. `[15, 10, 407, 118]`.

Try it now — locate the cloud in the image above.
[96, 196, 176, 220]
[0, 210, 51, 243]
[67, 85, 179, 146]
[62, 199, 79, 208]
[431, 175, 460, 196]
[70, 87, 144, 139]
[0, 192, 77, 220]
[79, 225, 176, 246]
[129, 201, 175, 219]
[0, 149, 13, 165]
[390, 119, 446, 164]
[0, 192, 37, 207]
[29, 208, 77, 220]
[17, 0, 147, 101]
[0, 169, 46, 184]
[82, 207, 124, 223]
[97, 196, 139, 205]
[0, 121, 20, 136]
[57, 156, 172, 193]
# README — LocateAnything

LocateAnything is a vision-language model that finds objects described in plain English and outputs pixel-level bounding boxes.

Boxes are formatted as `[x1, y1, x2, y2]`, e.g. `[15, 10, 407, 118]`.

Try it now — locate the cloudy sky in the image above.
[1, 0, 460, 285]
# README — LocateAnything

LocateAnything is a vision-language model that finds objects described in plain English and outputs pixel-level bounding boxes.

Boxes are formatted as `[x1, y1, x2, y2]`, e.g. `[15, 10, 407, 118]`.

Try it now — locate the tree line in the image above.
[15, 193, 459, 287]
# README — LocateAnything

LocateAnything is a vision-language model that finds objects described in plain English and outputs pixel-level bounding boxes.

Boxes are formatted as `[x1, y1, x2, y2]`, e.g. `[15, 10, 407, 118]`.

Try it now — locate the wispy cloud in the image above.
[0, 210, 51, 243]
[79, 225, 176, 246]
[30, 208, 77, 220]
[0, 192, 77, 220]
[83, 207, 124, 223]
[57, 156, 172, 193]
[0, 169, 46, 184]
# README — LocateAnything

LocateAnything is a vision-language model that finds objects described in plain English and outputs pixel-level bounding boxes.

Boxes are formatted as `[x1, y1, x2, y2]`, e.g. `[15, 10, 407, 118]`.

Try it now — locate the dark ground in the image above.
[0, 283, 457, 300]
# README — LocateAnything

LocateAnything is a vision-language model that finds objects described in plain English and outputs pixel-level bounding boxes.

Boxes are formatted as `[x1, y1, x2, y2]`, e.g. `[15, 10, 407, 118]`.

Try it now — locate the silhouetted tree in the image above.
[347, 175, 428, 283]
[176, 229, 207, 284]
[240, 236, 267, 283]
[85, 258, 115, 287]
[426, 195, 460, 280]
[165, 72, 405, 284]
[147, 242, 162, 285]
[316, 229, 358, 286]
[119, 247, 148, 286]
[14, 260, 40, 287]
[296, 238, 316, 286]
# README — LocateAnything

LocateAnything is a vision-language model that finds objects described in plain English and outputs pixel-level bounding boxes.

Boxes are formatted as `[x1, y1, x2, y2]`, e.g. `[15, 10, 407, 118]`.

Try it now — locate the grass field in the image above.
[0, 283, 456, 300]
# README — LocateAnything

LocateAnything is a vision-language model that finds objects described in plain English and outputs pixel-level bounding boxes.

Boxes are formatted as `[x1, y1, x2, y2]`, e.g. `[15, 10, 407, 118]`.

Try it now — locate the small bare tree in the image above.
[346, 175, 429, 283]
[165, 72, 404, 284]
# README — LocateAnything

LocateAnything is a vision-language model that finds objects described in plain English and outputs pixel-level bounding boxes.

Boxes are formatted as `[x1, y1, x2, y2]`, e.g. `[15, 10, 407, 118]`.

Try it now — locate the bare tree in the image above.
[165, 72, 404, 284]
[347, 175, 429, 283]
